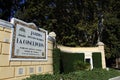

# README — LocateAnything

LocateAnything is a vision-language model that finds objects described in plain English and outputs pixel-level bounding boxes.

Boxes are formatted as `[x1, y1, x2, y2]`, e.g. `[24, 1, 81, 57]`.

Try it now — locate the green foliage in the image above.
[23, 74, 60, 80]
[53, 49, 90, 73]
[14, 0, 99, 47]
[74, 60, 90, 71]
[14, 0, 120, 67]
[92, 52, 102, 68]
[0, 0, 13, 20]
[23, 69, 120, 80]
[103, 12, 120, 58]
[61, 52, 84, 73]
[53, 48, 61, 74]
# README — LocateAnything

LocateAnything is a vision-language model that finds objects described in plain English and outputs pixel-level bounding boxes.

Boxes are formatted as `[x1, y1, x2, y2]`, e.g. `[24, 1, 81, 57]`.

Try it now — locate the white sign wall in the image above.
[10, 18, 48, 61]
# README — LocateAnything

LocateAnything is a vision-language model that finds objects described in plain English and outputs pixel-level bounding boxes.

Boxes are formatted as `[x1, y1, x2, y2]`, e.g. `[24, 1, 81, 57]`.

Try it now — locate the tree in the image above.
[0, 0, 13, 20]
[15, 0, 98, 47]
[0, 0, 26, 21]
[15, 0, 120, 67]
[102, 0, 120, 68]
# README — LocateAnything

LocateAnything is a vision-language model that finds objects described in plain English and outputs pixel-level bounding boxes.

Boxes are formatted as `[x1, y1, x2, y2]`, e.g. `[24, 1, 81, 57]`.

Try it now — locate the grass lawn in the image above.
[24, 69, 120, 80]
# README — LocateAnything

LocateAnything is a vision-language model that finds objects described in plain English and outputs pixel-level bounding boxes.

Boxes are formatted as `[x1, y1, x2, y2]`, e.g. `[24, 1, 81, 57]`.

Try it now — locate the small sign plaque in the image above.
[38, 67, 42, 72]
[19, 68, 23, 74]
[29, 67, 34, 73]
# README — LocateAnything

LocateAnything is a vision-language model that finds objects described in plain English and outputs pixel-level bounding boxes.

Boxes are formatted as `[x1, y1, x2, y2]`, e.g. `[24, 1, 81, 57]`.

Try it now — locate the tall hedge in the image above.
[53, 48, 61, 74]
[61, 52, 84, 73]
[92, 52, 102, 68]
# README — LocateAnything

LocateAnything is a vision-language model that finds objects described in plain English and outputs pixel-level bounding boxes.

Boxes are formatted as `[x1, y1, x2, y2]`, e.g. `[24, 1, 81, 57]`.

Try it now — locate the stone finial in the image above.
[49, 32, 56, 39]
[97, 41, 104, 46]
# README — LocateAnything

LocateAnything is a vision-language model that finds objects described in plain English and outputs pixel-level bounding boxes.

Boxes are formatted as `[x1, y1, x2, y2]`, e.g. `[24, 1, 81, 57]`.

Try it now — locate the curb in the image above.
[109, 76, 120, 80]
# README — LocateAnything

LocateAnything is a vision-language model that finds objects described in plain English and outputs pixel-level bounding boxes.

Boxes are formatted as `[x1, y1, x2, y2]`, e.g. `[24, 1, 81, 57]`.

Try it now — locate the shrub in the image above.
[74, 60, 90, 71]
[23, 74, 61, 80]
[53, 48, 61, 74]
[23, 69, 120, 80]
[61, 52, 84, 73]
[92, 52, 102, 68]
[53, 49, 85, 74]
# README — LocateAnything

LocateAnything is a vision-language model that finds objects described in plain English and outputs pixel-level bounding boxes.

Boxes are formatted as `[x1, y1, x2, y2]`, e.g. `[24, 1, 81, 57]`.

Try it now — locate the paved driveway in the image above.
[109, 76, 120, 80]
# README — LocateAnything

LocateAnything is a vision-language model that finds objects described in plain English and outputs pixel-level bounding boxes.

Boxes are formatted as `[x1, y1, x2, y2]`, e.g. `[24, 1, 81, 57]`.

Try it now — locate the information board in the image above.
[10, 18, 47, 60]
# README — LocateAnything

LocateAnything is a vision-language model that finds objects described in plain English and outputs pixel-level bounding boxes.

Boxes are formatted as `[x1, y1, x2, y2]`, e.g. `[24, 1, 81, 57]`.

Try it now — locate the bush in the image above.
[92, 52, 102, 68]
[23, 69, 120, 80]
[74, 60, 90, 71]
[61, 52, 84, 73]
[53, 48, 61, 74]
[53, 49, 85, 74]
[23, 74, 61, 80]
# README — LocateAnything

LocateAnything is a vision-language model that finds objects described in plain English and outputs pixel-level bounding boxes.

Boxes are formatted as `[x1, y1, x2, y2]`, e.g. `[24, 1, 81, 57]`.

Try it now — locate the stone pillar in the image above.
[97, 42, 106, 69]
[49, 32, 56, 48]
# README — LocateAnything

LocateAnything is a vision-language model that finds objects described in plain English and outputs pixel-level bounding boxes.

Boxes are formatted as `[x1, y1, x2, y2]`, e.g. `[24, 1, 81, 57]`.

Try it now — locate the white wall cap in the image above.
[0, 19, 13, 28]
[10, 18, 37, 27]
[49, 32, 56, 38]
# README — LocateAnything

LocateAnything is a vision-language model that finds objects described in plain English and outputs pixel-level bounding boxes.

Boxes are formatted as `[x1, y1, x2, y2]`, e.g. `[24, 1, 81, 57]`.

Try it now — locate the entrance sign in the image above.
[10, 18, 48, 60]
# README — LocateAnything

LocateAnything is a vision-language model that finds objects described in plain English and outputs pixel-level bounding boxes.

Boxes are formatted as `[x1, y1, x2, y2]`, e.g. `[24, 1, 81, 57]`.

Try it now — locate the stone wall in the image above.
[0, 19, 54, 80]
[58, 42, 106, 69]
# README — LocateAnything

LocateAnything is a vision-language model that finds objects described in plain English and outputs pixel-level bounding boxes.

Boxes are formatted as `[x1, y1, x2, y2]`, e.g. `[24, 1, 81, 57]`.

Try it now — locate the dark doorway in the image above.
[86, 59, 90, 64]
